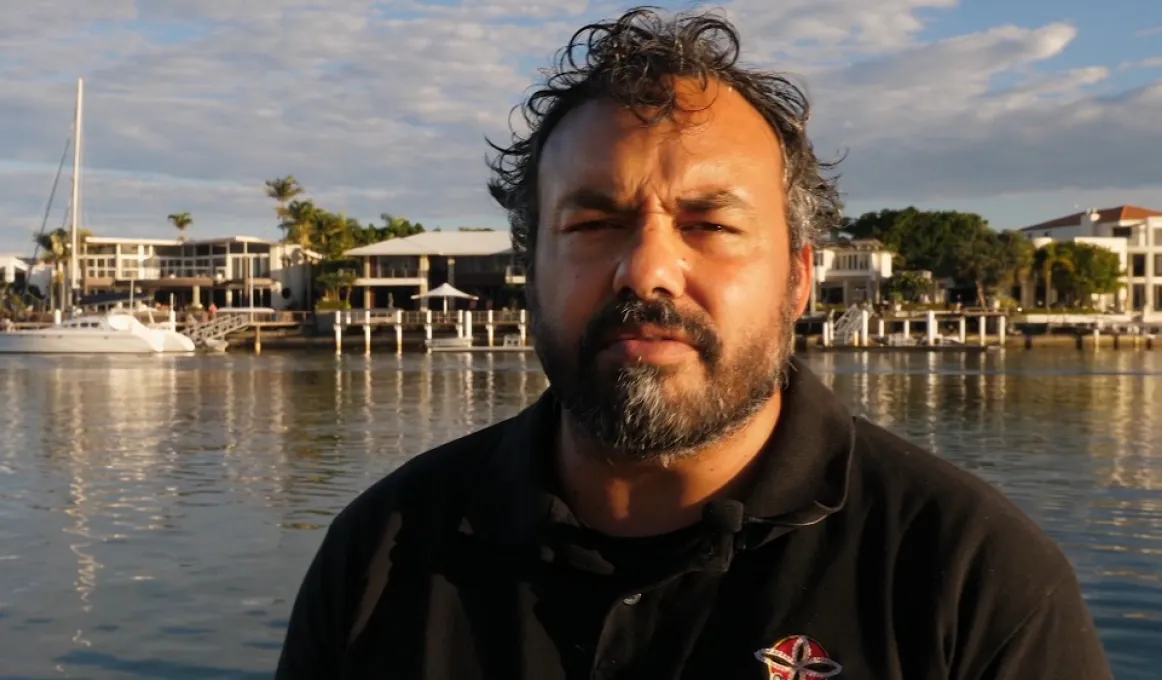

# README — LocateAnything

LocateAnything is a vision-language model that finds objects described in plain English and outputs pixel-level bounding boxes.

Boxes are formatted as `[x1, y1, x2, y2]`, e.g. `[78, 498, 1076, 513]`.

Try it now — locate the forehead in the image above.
[538, 78, 785, 197]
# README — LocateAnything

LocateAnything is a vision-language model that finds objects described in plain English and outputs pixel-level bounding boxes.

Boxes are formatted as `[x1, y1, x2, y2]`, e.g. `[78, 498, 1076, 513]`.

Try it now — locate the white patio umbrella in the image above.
[411, 282, 478, 312]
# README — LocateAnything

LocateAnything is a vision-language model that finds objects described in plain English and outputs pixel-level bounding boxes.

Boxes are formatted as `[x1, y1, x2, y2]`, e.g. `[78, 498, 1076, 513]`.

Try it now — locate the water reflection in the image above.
[0, 350, 1157, 678]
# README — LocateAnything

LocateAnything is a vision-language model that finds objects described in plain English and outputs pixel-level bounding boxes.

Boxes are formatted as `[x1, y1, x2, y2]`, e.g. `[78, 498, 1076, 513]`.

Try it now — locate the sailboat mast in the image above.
[68, 77, 83, 305]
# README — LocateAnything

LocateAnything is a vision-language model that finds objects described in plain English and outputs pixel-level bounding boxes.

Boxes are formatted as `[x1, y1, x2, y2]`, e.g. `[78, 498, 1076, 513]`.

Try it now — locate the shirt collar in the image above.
[465, 355, 855, 547]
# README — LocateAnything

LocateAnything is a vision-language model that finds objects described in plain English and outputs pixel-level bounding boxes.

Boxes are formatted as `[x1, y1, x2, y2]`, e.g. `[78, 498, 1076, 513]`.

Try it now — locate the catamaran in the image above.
[0, 78, 196, 355]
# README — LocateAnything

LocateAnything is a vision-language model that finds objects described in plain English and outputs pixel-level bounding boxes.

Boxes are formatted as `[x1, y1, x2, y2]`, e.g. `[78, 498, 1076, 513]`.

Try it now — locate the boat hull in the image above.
[154, 330, 197, 353]
[0, 330, 166, 354]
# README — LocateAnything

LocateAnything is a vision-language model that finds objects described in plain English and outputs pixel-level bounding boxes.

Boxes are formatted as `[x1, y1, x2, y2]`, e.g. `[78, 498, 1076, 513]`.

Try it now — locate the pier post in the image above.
[958, 316, 967, 344]
[394, 310, 403, 353]
[53, 309, 62, 325]
[455, 309, 464, 339]
[486, 310, 495, 347]
[254, 324, 262, 354]
[876, 318, 885, 339]
[518, 309, 527, 346]
[902, 319, 910, 342]
[997, 315, 1006, 346]
[424, 310, 433, 342]
[926, 311, 937, 346]
[333, 315, 342, 355]
[364, 310, 372, 354]
[465, 311, 473, 344]
[978, 315, 986, 346]
[821, 321, 832, 347]
[859, 309, 870, 347]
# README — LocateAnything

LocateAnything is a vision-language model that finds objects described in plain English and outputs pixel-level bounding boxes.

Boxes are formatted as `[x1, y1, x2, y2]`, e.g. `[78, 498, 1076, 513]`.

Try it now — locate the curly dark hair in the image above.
[486, 5, 842, 280]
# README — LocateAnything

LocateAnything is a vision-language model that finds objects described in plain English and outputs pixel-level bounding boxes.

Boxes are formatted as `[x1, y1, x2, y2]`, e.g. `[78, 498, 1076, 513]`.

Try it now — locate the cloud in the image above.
[0, 0, 1160, 251]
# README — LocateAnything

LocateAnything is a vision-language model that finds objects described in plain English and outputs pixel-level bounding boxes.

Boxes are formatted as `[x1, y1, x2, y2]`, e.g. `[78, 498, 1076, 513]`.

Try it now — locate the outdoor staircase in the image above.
[830, 305, 864, 345]
[183, 314, 251, 347]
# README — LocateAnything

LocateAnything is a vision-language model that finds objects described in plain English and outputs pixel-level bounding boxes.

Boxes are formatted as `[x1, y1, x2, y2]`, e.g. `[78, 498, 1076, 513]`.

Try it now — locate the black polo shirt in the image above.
[275, 357, 1112, 679]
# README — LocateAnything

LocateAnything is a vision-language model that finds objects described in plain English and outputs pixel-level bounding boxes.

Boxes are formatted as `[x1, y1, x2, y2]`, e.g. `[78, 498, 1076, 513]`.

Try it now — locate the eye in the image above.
[684, 222, 738, 234]
[564, 220, 620, 233]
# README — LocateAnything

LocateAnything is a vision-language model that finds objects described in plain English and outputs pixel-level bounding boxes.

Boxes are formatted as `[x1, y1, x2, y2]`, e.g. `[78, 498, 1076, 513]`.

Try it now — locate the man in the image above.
[277, 7, 1112, 679]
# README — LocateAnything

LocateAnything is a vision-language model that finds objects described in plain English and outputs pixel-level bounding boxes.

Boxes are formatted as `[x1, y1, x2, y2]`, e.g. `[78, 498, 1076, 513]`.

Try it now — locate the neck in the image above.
[555, 392, 783, 537]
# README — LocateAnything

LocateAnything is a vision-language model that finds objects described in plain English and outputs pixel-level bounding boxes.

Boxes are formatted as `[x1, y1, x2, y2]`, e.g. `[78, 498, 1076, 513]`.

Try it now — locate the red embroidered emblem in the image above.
[754, 635, 842, 679]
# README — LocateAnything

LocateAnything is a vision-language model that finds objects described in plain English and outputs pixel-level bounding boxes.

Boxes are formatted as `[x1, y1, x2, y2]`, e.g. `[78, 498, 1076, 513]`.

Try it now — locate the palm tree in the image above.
[264, 176, 305, 240]
[34, 226, 93, 309]
[1034, 243, 1073, 308]
[167, 212, 193, 242]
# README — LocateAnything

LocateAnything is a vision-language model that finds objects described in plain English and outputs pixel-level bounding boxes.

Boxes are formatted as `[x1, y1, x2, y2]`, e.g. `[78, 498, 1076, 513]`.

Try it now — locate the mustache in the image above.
[577, 293, 720, 364]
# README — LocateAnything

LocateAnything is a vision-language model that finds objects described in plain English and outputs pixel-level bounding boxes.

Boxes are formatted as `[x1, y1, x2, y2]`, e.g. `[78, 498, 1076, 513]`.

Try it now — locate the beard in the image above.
[530, 277, 800, 464]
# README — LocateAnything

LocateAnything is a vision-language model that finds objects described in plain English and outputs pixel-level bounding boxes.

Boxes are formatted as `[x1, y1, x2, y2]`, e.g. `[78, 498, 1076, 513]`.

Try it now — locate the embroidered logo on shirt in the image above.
[754, 635, 842, 679]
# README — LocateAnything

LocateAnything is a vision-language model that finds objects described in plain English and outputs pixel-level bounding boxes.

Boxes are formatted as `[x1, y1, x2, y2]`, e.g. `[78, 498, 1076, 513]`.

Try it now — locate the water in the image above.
[0, 349, 1158, 679]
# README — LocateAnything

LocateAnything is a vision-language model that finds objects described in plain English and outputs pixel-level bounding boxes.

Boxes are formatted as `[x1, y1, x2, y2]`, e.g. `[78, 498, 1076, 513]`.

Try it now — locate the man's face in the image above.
[530, 79, 812, 461]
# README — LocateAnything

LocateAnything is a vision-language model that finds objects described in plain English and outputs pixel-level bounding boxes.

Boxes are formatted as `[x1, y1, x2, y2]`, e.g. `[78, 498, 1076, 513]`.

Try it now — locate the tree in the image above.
[1034, 242, 1072, 307]
[844, 208, 1036, 304]
[167, 212, 193, 242]
[1040, 242, 1123, 307]
[33, 226, 93, 309]
[265, 176, 305, 239]
[843, 207, 994, 281]
[994, 230, 1036, 297]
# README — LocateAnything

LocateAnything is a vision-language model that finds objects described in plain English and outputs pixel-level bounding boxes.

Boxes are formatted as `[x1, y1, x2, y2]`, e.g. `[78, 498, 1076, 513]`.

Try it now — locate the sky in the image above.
[1, 0, 1161, 253]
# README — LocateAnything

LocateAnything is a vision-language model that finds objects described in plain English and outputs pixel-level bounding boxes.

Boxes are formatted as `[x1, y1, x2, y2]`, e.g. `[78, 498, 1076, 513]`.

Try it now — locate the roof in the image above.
[1017, 205, 1162, 232]
[85, 235, 278, 246]
[345, 230, 514, 257]
[0, 254, 30, 271]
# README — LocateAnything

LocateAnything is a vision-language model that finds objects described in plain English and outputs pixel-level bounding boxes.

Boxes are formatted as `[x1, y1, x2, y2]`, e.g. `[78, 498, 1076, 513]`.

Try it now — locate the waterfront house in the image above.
[1017, 205, 1162, 317]
[812, 235, 895, 306]
[79, 235, 319, 310]
[344, 230, 524, 310]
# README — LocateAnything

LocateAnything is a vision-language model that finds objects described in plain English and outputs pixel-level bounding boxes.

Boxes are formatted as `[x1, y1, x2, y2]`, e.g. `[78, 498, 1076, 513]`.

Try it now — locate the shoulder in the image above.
[328, 416, 515, 544]
[846, 417, 1081, 639]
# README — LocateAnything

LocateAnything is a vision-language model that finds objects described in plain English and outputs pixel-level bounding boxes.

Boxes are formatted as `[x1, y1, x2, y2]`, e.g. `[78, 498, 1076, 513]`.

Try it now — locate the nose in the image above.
[610, 217, 687, 301]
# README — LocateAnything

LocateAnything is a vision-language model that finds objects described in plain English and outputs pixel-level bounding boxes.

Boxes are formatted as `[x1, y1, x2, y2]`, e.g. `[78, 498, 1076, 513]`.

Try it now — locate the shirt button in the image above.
[622, 593, 642, 605]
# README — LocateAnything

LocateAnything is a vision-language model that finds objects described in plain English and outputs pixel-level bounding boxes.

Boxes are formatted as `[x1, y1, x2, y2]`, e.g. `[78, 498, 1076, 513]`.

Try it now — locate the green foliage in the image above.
[842, 207, 994, 280]
[1035, 241, 1123, 307]
[844, 207, 1037, 303]
[262, 176, 426, 261]
[167, 211, 193, 242]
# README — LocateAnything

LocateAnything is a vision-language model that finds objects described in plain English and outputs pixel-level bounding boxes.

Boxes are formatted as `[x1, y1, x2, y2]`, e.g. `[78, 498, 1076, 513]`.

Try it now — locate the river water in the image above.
[0, 349, 1158, 679]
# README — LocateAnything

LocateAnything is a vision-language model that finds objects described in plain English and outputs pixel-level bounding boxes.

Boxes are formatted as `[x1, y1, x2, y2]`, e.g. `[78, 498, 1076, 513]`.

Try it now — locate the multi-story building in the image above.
[345, 230, 525, 309]
[346, 229, 895, 310]
[1017, 205, 1162, 317]
[79, 235, 318, 310]
[812, 237, 895, 306]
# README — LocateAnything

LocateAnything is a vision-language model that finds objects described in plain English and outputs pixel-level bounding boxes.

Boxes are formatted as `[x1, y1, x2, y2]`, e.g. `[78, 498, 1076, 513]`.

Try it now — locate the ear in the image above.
[791, 245, 814, 318]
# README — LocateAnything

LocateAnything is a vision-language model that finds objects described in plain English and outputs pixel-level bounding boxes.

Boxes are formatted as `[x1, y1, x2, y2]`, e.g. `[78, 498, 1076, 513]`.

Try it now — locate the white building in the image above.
[0, 254, 53, 293]
[1018, 205, 1162, 317]
[813, 237, 895, 306]
[79, 235, 319, 310]
[345, 230, 525, 310]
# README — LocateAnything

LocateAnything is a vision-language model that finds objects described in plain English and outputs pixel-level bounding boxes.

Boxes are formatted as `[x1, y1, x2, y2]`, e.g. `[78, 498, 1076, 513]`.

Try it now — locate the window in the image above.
[1112, 226, 1133, 238]
[1154, 228, 1162, 247]
[1131, 284, 1146, 310]
[1155, 285, 1162, 312]
[1131, 254, 1147, 278]
[1155, 254, 1162, 278]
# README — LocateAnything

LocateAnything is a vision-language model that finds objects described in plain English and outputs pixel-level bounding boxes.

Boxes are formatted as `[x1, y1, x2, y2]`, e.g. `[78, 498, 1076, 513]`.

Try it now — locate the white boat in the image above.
[0, 312, 192, 354]
[0, 79, 197, 356]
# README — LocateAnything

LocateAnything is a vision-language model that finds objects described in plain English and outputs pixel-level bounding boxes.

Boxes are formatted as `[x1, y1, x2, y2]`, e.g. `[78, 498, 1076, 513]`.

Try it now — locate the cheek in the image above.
[696, 265, 793, 341]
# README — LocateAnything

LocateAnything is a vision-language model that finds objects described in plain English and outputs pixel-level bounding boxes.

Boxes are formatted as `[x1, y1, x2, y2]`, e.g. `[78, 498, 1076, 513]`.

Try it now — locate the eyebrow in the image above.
[557, 187, 754, 216]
